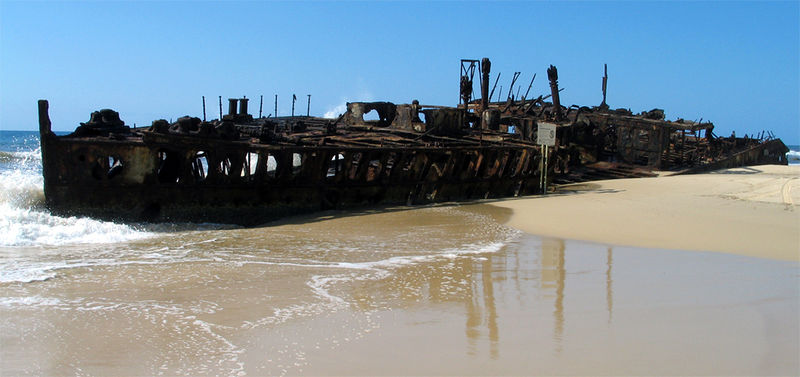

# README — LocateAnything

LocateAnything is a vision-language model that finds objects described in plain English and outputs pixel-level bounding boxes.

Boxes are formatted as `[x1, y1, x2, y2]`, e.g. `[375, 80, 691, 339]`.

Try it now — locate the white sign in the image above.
[537, 122, 557, 147]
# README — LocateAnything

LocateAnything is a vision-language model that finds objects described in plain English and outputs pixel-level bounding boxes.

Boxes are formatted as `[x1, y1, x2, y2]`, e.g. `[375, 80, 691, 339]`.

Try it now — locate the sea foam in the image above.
[787, 148, 800, 164]
[0, 149, 152, 247]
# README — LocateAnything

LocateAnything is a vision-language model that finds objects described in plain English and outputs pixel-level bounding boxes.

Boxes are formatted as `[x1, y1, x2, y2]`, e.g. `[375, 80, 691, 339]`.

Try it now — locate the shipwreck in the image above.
[38, 58, 789, 225]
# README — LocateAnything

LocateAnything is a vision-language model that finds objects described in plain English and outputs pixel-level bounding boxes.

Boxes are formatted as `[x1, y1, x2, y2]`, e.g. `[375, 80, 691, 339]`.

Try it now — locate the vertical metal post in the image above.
[601, 63, 608, 107]
[481, 57, 490, 111]
[38, 100, 53, 199]
[259, 95, 263, 118]
[507, 72, 521, 100]
[274, 95, 278, 117]
[38, 99, 52, 136]
[523, 73, 536, 101]
[542, 145, 550, 195]
[307, 94, 311, 116]
[540, 145, 548, 194]
[539, 145, 549, 194]
[680, 130, 685, 164]
[547, 65, 562, 120]
[218, 96, 222, 120]
[291, 94, 296, 117]
[489, 72, 501, 103]
[202, 96, 206, 122]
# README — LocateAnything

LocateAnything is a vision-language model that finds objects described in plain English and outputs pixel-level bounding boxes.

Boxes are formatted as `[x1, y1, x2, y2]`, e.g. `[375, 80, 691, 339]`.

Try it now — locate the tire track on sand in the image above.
[781, 177, 797, 208]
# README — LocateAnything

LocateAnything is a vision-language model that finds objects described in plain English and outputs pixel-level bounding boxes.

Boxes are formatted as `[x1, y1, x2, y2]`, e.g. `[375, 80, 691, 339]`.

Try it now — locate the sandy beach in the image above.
[297, 165, 800, 375]
[2, 165, 798, 376]
[490, 164, 800, 262]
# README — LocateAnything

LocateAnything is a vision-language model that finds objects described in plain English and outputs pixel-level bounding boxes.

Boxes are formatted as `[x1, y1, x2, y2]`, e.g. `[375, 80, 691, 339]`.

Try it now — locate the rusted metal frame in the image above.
[660, 130, 672, 170]
[411, 152, 431, 182]
[425, 152, 451, 182]
[253, 150, 269, 180]
[326, 150, 344, 182]
[224, 149, 246, 183]
[491, 150, 512, 179]
[459, 59, 479, 106]
[474, 149, 495, 178]
[502, 149, 521, 178]
[440, 151, 458, 179]
[386, 151, 412, 184]
[480, 150, 499, 179]
[586, 112, 712, 132]
[359, 150, 384, 182]
[451, 151, 473, 181]
[351, 149, 387, 183]
[489, 149, 508, 178]
[345, 151, 362, 181]
[294, 150, 325, 183]
[183, 149, 204, 183]
[407, 129, 487, 146]
[483, 150, 502, 179]
[324, 132, 434, 148]
[50, 142, 131, 185]
[327, 150, 351, 184]
[271, 151, 291, 182]
[369, 151, 395, 183]
[516, 149, 533, 178]
[472, 151, 486, 178]
[680, 130, 686, 165]
[51, 133, 544, 210]
[332, 138, 408, 148]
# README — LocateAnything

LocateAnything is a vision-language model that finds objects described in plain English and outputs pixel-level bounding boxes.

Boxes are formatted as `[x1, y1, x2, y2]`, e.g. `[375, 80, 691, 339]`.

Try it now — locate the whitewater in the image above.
[0, 132, 153, 248]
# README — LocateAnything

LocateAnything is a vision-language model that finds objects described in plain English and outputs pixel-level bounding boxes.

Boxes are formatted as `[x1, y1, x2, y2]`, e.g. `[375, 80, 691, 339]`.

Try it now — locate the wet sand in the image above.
[490, 165, 800, 261]
[2, 167, 798, 376]
[298, 237, 798, 376]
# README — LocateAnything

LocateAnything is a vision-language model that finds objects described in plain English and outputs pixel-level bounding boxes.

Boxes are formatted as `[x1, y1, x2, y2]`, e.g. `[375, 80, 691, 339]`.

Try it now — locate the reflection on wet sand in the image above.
[464, 237, 595, 359]
[465, 256, 499, 358]
[302, 228, 797, 376]
[606, 246, 613, 323]
[462, 237, 616, 360]
[540, 238, 566, 351]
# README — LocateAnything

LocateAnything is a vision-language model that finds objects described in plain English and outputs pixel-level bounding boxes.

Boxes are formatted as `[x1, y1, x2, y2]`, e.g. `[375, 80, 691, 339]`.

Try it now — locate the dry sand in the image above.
[489, 165, 800, 261]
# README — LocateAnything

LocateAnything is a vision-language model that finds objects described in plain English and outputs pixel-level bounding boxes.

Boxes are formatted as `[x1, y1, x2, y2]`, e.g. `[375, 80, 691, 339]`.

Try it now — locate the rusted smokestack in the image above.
[228, 98, 238, 116]
[239, 97, 249, 115]
[481, 57, 491, 111]
[547, 65, 562, 119]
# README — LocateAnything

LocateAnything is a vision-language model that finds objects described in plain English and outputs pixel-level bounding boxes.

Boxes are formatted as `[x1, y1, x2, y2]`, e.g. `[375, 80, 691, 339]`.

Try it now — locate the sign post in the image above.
[537, 122, 557, 194]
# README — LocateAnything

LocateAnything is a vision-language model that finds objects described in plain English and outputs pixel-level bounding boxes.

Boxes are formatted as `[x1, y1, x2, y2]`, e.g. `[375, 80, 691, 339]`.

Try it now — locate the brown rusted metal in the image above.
[546, 65, 562, 120]
[38, 58, 790, 225]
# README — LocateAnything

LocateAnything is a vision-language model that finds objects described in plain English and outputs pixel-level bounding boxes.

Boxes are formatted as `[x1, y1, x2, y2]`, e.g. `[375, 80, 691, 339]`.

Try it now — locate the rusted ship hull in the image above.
[38, 58, 789, 225]
[38, 103, 547, 225]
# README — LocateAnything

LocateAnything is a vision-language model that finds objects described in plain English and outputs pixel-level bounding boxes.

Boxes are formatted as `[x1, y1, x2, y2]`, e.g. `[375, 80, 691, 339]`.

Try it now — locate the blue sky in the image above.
[1, 1, 798, 144]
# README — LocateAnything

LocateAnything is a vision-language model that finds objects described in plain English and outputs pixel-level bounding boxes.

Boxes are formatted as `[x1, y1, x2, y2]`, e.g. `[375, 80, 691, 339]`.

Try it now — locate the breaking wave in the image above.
[787, 147, 800, 165]
[0, 136, 153, 247]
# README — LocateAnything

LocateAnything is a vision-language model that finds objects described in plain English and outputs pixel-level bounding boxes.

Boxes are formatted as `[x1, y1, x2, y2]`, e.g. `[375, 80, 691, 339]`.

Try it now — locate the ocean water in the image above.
[0, 130, 519, 374]
[787, 144, 800, 164]
[1, 130, 797, 376]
